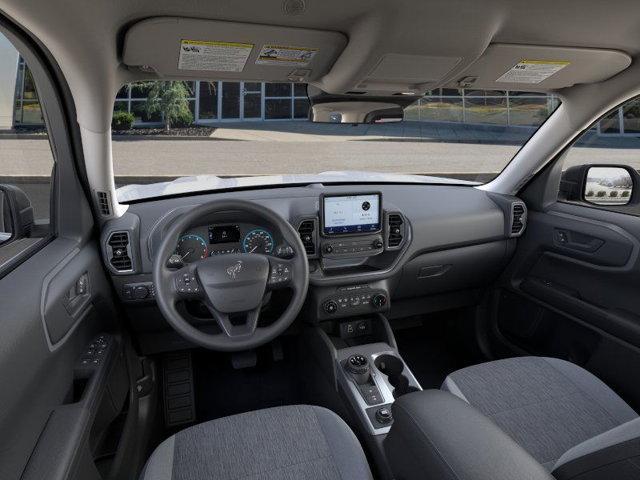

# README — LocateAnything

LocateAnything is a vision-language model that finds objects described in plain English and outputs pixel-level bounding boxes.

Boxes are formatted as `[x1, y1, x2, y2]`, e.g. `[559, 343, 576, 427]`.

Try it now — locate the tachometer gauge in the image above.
[242, 229, 274, 254]
[176, 234, 208, 263]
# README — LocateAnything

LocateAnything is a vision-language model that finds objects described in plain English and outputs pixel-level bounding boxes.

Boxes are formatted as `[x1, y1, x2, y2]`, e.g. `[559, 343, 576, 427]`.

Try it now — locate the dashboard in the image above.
[100, 183, 527, 354]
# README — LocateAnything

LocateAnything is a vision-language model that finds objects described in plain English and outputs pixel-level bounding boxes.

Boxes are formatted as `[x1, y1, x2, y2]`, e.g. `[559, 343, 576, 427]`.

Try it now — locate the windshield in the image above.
[110, 81, 561, 202]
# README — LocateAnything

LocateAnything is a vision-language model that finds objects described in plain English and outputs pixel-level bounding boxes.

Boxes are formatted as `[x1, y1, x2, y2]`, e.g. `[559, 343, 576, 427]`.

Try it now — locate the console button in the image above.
[324, 300, 338, 314]
[375, 406, 393, 424]
[372, 294, 387, 309]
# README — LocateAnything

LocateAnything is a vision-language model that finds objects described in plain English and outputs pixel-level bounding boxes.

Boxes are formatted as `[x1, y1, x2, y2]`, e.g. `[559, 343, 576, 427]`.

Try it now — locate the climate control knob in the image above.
[324, 300, 338, 314]
[373, 239, 384, 249]
[372, 294, 387, 309]
[324, 244, 334, 254]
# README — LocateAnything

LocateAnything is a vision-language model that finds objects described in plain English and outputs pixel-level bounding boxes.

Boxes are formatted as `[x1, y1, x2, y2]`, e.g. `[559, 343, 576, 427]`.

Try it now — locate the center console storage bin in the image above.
[384, 390, 554, 480]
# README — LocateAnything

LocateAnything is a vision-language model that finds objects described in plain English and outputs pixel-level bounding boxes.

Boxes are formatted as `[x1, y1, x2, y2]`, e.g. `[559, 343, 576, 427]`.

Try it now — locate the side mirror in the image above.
[584, 166, 633, 205]
[560, 165, 638, 207]
[0, 185, 34, 245]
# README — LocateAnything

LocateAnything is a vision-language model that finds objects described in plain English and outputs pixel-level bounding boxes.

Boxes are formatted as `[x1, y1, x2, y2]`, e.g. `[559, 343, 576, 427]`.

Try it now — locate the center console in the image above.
[304, 314, 422, 479]
[337, 343, 422, 435]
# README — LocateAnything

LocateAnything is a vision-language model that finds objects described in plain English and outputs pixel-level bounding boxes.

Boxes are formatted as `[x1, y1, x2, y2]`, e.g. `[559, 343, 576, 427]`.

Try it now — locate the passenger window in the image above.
[0, 33, 55, 263]
[559, 96, 640, 215]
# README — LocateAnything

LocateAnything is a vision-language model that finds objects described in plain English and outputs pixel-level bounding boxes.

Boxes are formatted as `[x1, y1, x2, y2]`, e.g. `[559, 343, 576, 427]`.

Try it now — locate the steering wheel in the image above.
[152, 199, 309, 352]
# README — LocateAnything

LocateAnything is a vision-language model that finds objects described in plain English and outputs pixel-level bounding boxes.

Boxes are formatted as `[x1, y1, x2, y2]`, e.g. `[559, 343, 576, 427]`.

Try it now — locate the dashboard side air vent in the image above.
[107, 231, 133, 272]
[96, 191, 111, 216]
[387, 213, 405, 249]
[510, 203, 527, 236]
[297, 219, 317, 257]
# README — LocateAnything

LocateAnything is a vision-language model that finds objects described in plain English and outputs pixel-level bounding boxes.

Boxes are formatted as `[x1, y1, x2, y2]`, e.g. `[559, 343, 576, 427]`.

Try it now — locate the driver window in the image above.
[0, 32, 55, 262]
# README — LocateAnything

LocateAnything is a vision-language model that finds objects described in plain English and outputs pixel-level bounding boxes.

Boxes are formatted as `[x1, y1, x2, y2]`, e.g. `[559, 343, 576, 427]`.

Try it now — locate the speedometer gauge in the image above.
[242, 229, 274, 254]
[176, 234, 208, 263]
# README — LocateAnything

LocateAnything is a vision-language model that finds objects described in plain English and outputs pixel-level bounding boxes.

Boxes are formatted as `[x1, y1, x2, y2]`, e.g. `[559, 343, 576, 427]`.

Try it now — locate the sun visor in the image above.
[122, 17, 347, 83]
[451, 44, 631, 91]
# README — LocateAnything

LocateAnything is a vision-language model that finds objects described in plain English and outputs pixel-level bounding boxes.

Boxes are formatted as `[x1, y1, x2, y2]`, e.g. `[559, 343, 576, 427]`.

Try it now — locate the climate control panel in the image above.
[320, 284, 389, 319]
[321, 234, 384, 259]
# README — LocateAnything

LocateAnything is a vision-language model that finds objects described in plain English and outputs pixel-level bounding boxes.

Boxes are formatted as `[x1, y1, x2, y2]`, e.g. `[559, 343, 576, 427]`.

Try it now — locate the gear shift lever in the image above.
[345, 354, 371, 384]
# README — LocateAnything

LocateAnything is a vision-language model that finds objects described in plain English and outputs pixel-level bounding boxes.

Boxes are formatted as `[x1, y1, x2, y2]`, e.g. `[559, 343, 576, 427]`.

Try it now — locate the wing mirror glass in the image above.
[0, 185, 34, 245]
[584, 167, 633, 206]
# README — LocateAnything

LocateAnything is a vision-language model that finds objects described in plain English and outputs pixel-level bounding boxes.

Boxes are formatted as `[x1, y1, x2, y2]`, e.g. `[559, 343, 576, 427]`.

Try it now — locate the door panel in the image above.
[0, 238, 120, 479]
[493, 201, 640, 408]
[0, 22, 132, 480]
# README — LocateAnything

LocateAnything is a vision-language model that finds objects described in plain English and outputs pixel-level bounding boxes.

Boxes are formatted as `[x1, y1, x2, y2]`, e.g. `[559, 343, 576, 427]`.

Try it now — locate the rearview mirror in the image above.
[310, 102, 404, 124]
[307, 86, 421, 124]
[584, 166, 633, 206]
[0, 185, 34, 245]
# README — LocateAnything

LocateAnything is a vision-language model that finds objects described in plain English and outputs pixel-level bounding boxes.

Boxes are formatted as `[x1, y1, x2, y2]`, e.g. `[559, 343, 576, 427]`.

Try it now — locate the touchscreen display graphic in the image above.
[323, 194, 381, 235]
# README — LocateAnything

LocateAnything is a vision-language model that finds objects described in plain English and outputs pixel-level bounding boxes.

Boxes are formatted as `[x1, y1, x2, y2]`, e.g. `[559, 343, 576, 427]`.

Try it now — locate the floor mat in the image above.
[191, 340, 304, 423]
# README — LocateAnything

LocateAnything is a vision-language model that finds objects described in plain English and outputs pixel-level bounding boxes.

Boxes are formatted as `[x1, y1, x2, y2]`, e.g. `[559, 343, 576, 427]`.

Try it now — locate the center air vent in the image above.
[298, 219, 316, 256]
[108, 231, 133, 272]
[511, 203, 527, 236]
[387, 213, 405, 248]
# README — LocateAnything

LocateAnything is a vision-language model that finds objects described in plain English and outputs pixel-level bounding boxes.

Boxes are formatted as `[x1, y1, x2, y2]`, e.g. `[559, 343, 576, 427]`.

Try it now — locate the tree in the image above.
[140, 81, 193, 131]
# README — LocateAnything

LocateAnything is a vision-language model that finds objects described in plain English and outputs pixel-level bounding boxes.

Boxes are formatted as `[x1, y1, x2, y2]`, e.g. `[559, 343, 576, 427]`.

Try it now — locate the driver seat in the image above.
[140, 405, 373, 480]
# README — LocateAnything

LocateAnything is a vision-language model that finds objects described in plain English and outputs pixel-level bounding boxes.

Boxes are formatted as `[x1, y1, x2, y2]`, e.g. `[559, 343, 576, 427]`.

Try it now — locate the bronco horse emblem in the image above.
[225, 260, 243, 280]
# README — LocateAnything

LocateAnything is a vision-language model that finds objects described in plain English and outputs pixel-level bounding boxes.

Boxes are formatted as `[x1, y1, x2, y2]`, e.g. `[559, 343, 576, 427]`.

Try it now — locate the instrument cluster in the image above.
[171, 224, 277, 266]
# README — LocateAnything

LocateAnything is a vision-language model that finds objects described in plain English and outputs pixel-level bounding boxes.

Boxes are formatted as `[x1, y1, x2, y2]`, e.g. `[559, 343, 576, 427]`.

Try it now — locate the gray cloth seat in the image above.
[442, 356, 639, 473]
[140, 405, 373, 480]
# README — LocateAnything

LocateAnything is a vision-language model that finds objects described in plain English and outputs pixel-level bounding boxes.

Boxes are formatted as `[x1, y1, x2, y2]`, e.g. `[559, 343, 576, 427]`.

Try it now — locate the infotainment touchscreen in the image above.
[322, 193, 381, 235]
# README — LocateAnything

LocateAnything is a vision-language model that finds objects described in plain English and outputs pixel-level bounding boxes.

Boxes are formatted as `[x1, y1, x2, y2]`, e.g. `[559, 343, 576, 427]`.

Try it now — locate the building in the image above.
[1, 39, 639, 135]
[114, 81, 311, 124]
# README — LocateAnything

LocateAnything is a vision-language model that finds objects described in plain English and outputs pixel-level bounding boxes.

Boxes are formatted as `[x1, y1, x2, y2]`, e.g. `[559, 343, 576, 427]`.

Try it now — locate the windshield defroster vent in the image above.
[510, 203, 527, 236]
[298, 219, 317, 257]
[108, 231, 133, 272]
[387, 213, 405, 249]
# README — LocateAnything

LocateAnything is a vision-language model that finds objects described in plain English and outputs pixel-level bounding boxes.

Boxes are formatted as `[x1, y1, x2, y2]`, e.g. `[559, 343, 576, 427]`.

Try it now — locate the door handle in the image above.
[554, 229, 604, 253]
[63, 272, 91, 317]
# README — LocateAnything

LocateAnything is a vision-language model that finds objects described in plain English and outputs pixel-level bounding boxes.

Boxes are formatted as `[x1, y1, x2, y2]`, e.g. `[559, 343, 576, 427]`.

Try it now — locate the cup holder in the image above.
[374, 354, 419, 398]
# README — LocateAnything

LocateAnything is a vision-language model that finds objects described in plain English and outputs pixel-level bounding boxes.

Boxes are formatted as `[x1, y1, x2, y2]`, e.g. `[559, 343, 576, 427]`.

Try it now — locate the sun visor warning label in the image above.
[496, 60, 570, 84]
[256, 45, 318, 66]
[178, 40, 253, 72]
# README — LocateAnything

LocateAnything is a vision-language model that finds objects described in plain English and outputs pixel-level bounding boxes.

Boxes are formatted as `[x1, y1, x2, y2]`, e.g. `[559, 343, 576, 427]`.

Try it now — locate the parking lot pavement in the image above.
[2, 121, 640, 179]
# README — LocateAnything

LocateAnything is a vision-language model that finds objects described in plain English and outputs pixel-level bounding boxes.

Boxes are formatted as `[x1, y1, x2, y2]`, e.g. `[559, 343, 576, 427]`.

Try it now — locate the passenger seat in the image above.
[442, 357, 640, 478]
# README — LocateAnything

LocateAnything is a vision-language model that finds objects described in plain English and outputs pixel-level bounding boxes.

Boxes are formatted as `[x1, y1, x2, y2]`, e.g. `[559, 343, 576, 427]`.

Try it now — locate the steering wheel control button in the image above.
[175, 273, 200, 295]
[269, 262, 291, 286]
